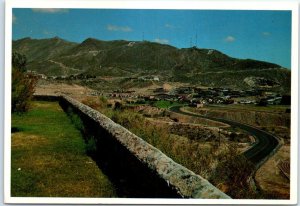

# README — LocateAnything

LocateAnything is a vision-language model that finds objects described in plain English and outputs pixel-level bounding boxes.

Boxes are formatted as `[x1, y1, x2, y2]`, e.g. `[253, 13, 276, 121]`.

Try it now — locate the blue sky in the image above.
[12, 9, 291, 68]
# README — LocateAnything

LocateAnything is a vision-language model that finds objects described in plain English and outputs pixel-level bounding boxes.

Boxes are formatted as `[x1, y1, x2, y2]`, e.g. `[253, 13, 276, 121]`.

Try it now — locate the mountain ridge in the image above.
[12, 36, 290, 92]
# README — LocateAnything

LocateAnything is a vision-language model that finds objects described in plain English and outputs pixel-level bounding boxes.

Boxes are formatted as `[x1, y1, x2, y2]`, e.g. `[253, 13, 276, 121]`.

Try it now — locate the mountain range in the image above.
[12, 37, 291, 93]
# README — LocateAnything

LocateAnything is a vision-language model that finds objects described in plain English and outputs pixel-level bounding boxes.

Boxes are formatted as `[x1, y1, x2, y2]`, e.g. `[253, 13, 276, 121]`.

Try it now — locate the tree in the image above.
[257, 98, 268, 106]
[11, 52, 37, 113]
[12, 52, 27, 72]
[280, 95, 291, 105]
[114, 101, 123, 110]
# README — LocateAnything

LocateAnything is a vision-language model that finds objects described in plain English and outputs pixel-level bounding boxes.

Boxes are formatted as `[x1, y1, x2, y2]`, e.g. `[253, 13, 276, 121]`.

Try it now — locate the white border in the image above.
[4, 0, 299, 204]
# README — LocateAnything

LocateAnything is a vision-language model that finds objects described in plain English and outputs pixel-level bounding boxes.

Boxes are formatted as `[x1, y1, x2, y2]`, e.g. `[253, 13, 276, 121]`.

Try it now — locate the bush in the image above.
[229, 132, 238, 141]
[257, 98, 268, 106]
[91, 104, 261, 198]
[136, 99, 146, 104]
[81, 96, 107, 111]
[99, 96, 107, 104]
[12, 52, 27, 72]
[280, 95, 291, 105]
[66, 107, 84, 132]
[209, 148, 256, 199]
[114, 102, 123, 110]
[11, 52, 37, 113]
[85, 137, 97, 155]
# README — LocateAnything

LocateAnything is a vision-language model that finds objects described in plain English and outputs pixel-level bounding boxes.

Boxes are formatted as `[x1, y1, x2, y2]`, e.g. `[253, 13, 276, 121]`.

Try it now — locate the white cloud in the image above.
[106, 24, 132, 32]
[43, 30, 56, 36]
[224, 36, 235, 42]
[31, 8, 69, 13]
[165, 24, 175, 29]
[154, 38, 169, 44]
[12, 13, 16, 24]
[262, 32, 271, 36]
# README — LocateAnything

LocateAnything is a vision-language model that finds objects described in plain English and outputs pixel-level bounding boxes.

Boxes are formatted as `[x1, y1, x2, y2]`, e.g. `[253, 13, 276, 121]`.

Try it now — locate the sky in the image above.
[12, 9, 291, 69]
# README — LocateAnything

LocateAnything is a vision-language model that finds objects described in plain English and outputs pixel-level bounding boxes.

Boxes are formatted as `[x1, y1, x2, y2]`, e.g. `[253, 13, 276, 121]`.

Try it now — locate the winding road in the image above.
[169, 106, 279, 164]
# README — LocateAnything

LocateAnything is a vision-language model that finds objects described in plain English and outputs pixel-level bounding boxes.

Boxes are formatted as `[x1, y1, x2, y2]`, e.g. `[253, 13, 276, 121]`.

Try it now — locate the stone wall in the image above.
[43, 95, 230, 199]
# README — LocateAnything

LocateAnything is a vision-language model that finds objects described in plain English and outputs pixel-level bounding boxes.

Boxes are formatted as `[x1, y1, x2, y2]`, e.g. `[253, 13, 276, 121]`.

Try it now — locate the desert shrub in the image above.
[107, 108, 220, 178]
[11, 52, 37, 113]
[209, 145, 256, 198]
[92, 104, 259, 198]
[99, 96, 107, 104]
[82, 98, 99, 109]
[81, 96, 107, 111]
[111, 110, 144, 129]
[114, 102, 123, 110]
[229, 132, 238, 141]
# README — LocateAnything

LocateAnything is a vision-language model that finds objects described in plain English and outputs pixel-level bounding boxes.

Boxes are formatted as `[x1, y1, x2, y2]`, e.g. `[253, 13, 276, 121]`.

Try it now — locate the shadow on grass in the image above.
[86, 136, 179, 198]
[11, 127, 22, 133]
[62, 103, 180, 198]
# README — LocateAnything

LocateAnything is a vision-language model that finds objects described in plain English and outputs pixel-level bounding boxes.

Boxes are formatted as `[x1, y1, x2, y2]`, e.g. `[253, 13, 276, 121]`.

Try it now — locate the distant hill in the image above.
[12, 37, 291, 93]
[12, 37, 77, 61]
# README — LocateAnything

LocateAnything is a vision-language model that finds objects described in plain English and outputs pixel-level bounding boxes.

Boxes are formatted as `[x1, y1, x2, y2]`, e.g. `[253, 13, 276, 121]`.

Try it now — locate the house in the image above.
[38, 74, 47, 79]
[153, 77, 160, 81]
[197, 103, 204, 108]
[267, 97, 282, 105]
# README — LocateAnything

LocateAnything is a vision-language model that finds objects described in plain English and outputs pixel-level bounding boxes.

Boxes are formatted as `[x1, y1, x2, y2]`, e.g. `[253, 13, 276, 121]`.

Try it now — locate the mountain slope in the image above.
[12, 37, 290, 92]
[12, 37, 78, 62]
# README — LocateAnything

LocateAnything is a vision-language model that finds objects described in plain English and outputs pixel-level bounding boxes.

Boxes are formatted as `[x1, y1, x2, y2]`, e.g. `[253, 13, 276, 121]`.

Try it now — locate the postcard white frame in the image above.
[4, 0, 299, 204]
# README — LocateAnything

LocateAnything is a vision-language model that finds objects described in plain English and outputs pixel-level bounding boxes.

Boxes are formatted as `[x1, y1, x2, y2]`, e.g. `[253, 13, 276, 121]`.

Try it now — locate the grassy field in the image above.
[153, 100, 183, 109]
[11, 101, 116, 197]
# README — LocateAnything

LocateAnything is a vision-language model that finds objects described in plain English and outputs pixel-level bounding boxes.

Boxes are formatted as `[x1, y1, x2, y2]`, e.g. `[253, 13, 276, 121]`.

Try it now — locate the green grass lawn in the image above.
[154, 100, 183, 109]
[11, 101, 116, 197]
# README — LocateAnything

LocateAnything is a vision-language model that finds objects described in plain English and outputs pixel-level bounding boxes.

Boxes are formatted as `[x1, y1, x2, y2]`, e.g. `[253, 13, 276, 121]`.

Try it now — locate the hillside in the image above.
[12, 37, 77, 62]
[12, 37, 291, 92]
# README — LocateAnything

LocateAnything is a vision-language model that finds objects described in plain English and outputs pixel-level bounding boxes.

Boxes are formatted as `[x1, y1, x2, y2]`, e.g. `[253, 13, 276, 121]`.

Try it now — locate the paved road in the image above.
[169, 106, 279, 164]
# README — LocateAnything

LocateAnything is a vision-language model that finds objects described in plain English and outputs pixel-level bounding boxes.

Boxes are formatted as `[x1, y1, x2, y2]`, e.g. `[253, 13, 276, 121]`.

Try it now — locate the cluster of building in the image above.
[47, 74, 97, 80]
[26, 70, 47, 79]
[125, 76, 160, 81]
[105, 86, 289, 106]
[26, 70, 97, 81]
[26, 69, 289, 107]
